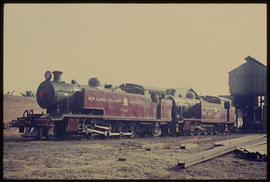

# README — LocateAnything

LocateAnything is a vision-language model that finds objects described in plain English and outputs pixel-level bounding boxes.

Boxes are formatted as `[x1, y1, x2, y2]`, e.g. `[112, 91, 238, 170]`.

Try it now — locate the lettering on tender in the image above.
[130, 100, 141, 105]
[96, 97, 107, 102]
[88, 96, 124, 103]
[121, 108, 128, 113]
[88, 96, 95, 101]
[108, 98, 122, 103]
[123, 98, 128, 106]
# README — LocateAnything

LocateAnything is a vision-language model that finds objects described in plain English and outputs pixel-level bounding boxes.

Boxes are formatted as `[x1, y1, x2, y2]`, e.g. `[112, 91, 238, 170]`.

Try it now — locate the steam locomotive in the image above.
[10, 71, 236, 139]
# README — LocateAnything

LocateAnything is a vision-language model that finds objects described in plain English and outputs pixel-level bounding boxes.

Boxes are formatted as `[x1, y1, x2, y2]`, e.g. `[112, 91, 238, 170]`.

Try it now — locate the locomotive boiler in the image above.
[10, 71, 236, 140]
[36, 71, 81, 114]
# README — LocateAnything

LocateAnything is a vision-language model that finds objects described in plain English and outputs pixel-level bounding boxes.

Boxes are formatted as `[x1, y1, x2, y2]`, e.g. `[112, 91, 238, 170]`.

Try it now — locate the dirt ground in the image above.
[3, 128, 267, 180]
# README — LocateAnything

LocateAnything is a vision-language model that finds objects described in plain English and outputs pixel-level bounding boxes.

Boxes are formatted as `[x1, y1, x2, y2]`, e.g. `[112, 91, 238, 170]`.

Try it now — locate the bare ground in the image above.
[3, 128, 267, 180]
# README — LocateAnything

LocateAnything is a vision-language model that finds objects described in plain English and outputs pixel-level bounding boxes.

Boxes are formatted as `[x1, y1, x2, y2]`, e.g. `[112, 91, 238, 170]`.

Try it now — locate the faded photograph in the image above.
[3, 3, 267, 180]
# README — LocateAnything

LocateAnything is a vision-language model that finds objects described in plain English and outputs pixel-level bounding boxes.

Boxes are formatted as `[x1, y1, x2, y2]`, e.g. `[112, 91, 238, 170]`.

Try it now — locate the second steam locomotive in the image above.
[10, 71, 236, 139]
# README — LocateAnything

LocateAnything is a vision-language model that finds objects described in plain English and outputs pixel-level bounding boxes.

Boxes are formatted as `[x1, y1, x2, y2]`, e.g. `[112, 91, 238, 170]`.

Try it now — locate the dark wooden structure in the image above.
[228, 56, 267, 132]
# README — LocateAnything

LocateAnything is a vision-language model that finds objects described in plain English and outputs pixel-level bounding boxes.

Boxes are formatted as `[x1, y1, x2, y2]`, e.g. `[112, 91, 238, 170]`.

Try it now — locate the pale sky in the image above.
[4, 4, 267, 96]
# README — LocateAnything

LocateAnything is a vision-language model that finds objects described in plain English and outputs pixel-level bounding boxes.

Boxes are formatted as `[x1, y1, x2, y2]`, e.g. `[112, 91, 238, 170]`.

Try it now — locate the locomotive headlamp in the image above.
[44, 71, 52, 81]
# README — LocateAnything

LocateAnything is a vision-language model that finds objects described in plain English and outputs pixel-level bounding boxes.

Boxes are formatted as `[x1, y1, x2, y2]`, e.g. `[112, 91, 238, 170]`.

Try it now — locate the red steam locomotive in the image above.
[10, 71, 236, 139]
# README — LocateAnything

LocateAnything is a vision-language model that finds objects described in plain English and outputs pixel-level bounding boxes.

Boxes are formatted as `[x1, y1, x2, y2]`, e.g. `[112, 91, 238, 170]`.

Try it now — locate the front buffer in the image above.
[10, 109, 56, 139]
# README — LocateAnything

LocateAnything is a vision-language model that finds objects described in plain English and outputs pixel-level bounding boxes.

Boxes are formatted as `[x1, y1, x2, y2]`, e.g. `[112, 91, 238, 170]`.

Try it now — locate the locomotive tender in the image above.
[10, 71, 236, 139]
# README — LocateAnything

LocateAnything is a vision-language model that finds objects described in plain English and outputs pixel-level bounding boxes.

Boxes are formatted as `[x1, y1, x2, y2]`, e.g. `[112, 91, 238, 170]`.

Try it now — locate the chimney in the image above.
[52, 71, 63, 82]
